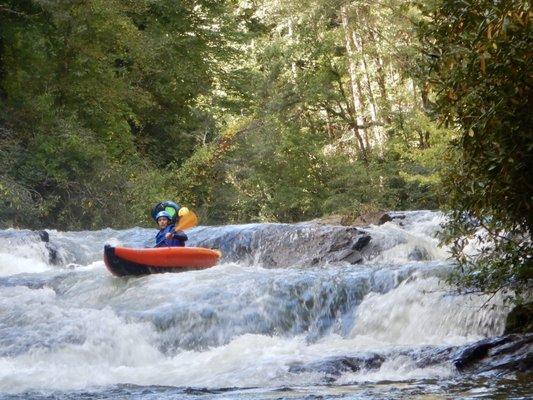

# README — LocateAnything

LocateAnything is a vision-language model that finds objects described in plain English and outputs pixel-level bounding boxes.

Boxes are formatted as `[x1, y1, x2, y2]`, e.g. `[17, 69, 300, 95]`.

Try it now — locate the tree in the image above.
[415, 0, 532, 296]
[0, 0, 245, 228]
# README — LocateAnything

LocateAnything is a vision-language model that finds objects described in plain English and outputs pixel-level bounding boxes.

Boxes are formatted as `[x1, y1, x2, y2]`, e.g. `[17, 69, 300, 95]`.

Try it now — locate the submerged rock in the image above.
[0, 229, 61, 265]
[286, 335, 532, 384]
[289, 353, 385, 382]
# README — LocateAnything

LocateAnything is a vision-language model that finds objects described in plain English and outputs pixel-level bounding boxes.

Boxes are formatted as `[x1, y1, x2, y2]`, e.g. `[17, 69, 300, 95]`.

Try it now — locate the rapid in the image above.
[0, 211, 530, 399]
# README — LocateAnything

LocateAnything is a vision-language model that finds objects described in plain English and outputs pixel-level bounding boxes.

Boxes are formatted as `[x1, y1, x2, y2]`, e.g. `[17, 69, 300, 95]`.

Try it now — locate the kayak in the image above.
[104, 245, 221, 276]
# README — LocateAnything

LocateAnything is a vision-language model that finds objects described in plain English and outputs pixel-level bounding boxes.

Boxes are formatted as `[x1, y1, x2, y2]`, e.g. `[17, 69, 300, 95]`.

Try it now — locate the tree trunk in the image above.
[352, 28, 382, 148]
[366, 28, 391, 125]
[355, 78, 371, 150]
[340, 5, 367, 161]
[287, 20, 298, 83]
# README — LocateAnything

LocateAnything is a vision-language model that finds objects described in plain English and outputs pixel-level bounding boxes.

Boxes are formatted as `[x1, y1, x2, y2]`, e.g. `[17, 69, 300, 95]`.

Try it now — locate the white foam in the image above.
[0, 212, 516, 394]
[0, 286, 161, 392]
[349, 276, 508, 346]
[336, 355, 455, 384]
[0, 252, 51, 276]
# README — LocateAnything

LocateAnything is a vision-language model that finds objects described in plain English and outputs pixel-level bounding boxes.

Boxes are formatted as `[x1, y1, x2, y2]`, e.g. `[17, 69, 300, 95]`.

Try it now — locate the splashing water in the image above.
[0, 211, 526, 399]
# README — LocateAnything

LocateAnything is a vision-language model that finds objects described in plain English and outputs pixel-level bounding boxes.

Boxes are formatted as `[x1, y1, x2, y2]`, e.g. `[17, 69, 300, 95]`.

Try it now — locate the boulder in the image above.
[378, 212, 406, 225]
[453, 334, 533, 373]
[505, 303, 533, 334]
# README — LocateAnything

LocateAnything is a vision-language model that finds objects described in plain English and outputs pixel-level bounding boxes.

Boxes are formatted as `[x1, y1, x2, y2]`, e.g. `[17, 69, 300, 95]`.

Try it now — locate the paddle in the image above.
[155, 211, 198, 247]
[174, 210, 198, 231]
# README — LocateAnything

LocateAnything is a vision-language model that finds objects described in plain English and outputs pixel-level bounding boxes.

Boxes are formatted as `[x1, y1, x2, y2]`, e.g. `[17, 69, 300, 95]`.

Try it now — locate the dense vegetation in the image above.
[0, 2, 530, 292]
[0, 0, 242, 228]
[0, 0, 447, 228]
[416, 0, 531, 297]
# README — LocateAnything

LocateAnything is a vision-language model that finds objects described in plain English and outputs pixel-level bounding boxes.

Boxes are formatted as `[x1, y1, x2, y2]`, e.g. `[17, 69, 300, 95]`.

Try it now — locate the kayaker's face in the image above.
[157, 217, 169, 229]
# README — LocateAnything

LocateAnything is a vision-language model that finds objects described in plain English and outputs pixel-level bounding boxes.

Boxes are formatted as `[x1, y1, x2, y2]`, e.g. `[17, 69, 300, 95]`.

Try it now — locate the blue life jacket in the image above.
[155, 224, 188, 247]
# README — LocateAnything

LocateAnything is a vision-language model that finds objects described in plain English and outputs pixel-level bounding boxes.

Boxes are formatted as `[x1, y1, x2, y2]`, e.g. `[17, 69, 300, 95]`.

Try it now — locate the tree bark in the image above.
[352, 28, 382, 147]
[365, 27, 391, 125]
[340, 5, 367, 161]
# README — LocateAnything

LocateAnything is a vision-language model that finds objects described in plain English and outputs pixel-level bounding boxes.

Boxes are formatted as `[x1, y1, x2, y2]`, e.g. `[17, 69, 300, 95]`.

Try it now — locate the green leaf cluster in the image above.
[415, 0, 532, 296]
[0, 0, 241, 228]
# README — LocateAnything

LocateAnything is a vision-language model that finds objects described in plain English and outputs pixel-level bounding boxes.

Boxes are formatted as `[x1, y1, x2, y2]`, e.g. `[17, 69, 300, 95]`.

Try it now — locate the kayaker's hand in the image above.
[165, 232, 173, 240]
[174, 230, 185, 235]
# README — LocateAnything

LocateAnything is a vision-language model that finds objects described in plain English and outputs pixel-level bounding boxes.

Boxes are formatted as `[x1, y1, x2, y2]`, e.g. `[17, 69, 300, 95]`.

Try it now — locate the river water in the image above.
[0, 211, 530, 399]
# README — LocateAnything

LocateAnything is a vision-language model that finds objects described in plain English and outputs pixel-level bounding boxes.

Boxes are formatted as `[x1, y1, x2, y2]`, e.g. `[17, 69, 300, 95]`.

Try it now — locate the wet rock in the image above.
[453, 334, 533, 373]
[505, 303, 533, 334]
[410, 346, 456, 368]
[288, 338, 532, 384]
[453, 336, 513, 370]
[407, 246, 430, 261]
[36, 230, 60, 265]
[378, 212, 406, 225]
[191, 223, 373, 268]
[0, 229, 61, 265]
[339, 250, 363, 264]
[312, 211, 385, 227]
[38, 230, 49, 242]
[289, 353, 385, 379]
[352, 234, 371, 251]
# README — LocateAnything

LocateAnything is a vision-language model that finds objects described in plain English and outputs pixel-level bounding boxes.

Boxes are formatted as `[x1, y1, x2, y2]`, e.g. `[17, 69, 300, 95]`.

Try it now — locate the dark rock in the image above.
[410, 346, 456, 368]
[38, 230, 49, 242]
[453, 334, 533, 373]
[190, 223, 373, 268]
[288, 336, 532, 385]
[329, 239, 352, 253]
[289, 353, 385, 378]
[340, 250, 363, 264]
[378, 213, 406, 225]
[407, 246, 430, 261]
[46, 243, 60, 265]
[352, 234, 371, 251]
[378, 214, 393, 225]
[37, 230, 61, 265]
[453, 336, 511, 370]
[505, 303, 533, 334]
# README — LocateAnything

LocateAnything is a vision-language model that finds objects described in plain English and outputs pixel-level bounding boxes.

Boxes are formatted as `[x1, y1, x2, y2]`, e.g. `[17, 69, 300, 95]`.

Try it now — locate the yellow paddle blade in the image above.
[175, 210, 198, 231]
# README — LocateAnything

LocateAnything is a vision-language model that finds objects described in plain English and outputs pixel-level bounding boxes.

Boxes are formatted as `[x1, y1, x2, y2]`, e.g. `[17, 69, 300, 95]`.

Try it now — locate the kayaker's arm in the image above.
[166, 230, 188, 241]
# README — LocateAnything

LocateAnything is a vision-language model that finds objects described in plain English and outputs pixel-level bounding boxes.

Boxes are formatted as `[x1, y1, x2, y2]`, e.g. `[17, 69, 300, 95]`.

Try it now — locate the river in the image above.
[0, 211, 531, 399]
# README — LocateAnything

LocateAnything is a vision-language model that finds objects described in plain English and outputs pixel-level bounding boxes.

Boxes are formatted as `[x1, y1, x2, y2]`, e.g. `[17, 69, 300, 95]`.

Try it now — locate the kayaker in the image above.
[155, 211, 188, 247]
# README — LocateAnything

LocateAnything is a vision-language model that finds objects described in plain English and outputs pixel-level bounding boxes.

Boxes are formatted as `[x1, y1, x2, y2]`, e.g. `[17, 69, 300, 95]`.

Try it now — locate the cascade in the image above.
[0, 211, 529, 399]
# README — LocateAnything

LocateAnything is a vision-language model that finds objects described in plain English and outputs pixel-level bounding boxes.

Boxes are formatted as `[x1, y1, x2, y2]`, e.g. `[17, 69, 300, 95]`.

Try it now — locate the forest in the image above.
[0, 0, 531, 295]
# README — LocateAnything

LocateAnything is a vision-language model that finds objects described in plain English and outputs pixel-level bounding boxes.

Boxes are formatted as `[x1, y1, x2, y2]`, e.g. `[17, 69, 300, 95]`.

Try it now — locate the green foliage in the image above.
[0, 0, 245, 229]
[2, 0, 500, 235]
[228, 119, 331, 222]
[416, 0, 532, 296]
[170, 118, 250, 224]
[384, 109, 456, 205]
[174, 145, 220, 213]
[207, 0, 450, 223]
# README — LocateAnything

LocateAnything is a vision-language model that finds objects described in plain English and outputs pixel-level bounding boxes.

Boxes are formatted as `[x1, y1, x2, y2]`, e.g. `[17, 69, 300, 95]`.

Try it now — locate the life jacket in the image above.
[155, 224, 188, 247]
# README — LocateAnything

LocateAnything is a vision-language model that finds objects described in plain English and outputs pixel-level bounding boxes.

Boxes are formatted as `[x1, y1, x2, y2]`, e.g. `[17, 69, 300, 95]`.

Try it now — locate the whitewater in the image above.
[0, 211, 530, 399]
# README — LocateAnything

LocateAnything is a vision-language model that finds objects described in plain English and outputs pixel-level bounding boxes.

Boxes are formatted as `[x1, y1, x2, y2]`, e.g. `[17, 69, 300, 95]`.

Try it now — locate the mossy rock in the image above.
[505, 302, 533, 334]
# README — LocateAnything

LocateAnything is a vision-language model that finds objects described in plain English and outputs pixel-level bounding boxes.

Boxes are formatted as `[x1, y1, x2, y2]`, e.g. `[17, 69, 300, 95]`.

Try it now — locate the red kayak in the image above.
[104, 245, 221, 276]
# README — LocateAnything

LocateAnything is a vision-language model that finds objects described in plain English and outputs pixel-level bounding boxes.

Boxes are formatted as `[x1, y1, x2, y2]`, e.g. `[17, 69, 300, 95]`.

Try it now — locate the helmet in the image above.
[152, 201, 181, 222]
[155, 211, 171, 221]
